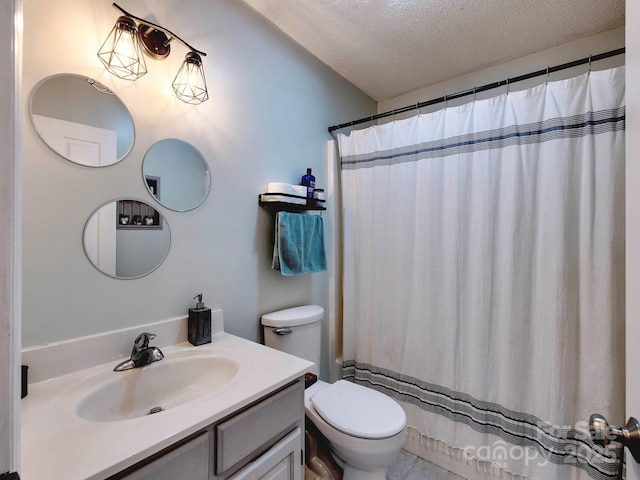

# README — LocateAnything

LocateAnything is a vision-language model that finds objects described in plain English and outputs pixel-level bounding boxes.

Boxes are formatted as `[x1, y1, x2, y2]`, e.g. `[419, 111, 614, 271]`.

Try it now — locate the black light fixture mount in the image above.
[138, 24, 171, 59]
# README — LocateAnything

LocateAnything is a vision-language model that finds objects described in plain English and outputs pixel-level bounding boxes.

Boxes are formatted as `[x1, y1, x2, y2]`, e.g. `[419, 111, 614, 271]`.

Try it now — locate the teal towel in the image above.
[272, 212, 327, 276]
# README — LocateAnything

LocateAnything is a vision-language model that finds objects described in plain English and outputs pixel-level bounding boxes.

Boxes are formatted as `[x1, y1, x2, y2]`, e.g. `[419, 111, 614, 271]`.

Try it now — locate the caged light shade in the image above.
[172, 52, 209, 105]
[97, 16, 147, 81]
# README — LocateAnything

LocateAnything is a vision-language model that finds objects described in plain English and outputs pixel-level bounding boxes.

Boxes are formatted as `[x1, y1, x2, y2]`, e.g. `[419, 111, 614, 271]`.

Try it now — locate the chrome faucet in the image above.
[114, 332, 164, 372]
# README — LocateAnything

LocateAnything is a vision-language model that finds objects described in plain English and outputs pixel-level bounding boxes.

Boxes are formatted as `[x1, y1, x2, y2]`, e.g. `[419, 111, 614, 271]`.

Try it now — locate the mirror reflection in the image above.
[30, 73, 135, 167]
[83, 199, 170, 279]
[142, 139, 211, 211]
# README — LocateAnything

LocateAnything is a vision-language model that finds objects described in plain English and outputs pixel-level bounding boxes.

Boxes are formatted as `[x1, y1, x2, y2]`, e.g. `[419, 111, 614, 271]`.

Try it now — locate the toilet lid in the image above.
[310, 380, 406, 439]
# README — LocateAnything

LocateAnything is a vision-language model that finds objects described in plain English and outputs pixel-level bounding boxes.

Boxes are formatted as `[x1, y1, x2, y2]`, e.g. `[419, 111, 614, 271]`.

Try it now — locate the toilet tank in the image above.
[261, 305, 324, 376]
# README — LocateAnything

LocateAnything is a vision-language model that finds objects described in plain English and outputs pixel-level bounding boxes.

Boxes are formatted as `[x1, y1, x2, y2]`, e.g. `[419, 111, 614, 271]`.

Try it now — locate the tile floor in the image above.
[387, 450, 466, 480]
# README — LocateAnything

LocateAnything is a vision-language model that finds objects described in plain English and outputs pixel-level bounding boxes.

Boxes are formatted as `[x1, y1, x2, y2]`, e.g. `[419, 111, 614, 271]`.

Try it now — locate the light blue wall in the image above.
[21, 0, 375, 381]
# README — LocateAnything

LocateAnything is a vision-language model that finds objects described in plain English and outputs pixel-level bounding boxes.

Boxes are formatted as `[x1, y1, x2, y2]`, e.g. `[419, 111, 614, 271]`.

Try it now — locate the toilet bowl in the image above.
[305, 380, 406, 480]
[261, 306, 407, 480]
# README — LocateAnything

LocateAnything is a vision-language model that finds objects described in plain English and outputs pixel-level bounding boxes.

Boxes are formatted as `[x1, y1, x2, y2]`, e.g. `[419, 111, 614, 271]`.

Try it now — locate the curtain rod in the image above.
[328, 47, 625, 133]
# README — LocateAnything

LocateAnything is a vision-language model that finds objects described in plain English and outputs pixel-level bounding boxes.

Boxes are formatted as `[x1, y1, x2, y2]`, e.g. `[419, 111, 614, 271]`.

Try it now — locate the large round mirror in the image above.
[142, 139, 211, 211]
[83, 199, 170, 279]
[30, 74, 135, 167]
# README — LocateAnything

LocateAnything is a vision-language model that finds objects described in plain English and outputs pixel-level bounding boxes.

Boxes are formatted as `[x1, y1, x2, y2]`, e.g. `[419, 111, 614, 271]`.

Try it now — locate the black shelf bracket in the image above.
[258, 193, 326, 214]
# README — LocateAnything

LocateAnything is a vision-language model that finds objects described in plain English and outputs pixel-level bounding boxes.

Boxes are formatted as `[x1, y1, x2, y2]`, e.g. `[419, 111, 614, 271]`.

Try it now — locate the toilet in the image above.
[262, 305, 407, 480]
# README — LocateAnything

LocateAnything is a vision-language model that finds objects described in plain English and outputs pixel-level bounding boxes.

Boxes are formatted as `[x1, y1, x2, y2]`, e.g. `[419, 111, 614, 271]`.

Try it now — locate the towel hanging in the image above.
[272, 211, 327, 276]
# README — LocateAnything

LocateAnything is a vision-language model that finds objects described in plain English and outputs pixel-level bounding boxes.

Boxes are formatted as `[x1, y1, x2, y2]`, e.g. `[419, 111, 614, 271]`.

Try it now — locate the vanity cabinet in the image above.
[229, 428, 301, 480]
[110, 379, 304, 480]
[117, 432, 210, 480]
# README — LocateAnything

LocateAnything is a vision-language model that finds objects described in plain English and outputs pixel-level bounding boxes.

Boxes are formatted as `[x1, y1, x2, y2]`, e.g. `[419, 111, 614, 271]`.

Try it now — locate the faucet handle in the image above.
[133, 332, 156, 353]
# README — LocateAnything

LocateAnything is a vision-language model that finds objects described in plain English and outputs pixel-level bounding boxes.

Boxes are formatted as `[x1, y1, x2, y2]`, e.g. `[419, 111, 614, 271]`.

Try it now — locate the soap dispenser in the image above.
[188, 293, 212, 346]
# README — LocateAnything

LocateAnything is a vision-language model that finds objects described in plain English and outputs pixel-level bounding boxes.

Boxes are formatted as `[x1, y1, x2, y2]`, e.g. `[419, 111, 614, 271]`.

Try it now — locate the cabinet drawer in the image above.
[228, 428, 302, 480]
[216, 380, 303, 476]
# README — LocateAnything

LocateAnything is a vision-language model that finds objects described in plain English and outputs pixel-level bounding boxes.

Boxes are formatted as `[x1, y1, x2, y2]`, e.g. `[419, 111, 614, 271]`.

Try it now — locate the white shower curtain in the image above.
[337, 67, 625, 480]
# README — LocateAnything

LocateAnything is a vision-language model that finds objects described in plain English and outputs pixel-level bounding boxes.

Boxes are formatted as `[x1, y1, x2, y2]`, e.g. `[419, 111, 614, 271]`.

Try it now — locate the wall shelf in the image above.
[258, 193, 325, 213]
[117, 199, 163, 229]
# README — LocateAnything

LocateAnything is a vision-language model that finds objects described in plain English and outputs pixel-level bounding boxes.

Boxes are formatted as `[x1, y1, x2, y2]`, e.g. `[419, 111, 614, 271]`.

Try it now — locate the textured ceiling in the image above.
[242, 0, 625, 102]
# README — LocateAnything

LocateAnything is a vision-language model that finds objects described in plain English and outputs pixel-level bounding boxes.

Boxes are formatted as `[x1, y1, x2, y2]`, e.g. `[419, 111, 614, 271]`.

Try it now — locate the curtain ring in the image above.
[416, 102, 420, 117]
[444, 94, 448, 109]
[546, 67, 550, 85]
[588, 54, 592, 74]
[473, 86, 477, 103]
[506, 78, 510, 95]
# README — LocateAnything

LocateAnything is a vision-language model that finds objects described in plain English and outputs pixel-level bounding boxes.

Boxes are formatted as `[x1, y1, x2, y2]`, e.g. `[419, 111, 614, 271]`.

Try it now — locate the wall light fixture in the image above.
[98, 3, 209, 105]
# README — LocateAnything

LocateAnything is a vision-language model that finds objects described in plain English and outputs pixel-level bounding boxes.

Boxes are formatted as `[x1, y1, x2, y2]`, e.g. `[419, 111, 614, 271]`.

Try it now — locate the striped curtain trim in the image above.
[340, 107, 625, 170]
[343, 360, 622, 480]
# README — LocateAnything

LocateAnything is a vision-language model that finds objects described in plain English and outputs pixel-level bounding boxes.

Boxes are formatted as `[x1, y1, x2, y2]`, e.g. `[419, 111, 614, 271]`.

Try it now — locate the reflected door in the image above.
[84, 202, 116, 277]
[32, 114, 117, 166]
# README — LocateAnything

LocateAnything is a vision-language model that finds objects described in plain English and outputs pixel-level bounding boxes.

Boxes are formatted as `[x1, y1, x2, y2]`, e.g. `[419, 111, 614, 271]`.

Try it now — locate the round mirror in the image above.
[83, 199, 170, 279]
[142, 139, 211, 211]
[30, 74, 135, 167]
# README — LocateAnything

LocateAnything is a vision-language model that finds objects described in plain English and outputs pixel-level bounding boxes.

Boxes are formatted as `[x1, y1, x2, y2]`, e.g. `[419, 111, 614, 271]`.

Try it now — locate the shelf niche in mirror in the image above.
[142, 139, 211, 211]
[83, 199, 171, 280]
[30, 73, 135, 167]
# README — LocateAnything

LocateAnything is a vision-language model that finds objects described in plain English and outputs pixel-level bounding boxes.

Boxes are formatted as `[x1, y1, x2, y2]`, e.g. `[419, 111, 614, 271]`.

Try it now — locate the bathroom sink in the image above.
[76, 354, 240, 422]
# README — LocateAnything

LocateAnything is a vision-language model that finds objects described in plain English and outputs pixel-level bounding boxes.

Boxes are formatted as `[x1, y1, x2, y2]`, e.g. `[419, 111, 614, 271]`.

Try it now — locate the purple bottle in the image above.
[301, 168, 315, 199]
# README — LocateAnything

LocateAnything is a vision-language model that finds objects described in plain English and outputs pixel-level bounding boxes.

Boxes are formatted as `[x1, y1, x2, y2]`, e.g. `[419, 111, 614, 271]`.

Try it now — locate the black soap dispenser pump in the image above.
[188, 293, 212, 346]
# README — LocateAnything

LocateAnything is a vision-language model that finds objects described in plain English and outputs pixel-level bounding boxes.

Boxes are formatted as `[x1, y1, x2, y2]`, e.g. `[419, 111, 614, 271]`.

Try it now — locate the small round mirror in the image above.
[83, 199, 170, 279]
[142, 139, 210, 211]
[30, 73, 135, 167]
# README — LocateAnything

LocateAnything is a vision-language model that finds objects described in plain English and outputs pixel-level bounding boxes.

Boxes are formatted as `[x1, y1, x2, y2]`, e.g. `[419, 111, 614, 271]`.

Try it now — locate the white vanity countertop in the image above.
[21, 332, 313, 480]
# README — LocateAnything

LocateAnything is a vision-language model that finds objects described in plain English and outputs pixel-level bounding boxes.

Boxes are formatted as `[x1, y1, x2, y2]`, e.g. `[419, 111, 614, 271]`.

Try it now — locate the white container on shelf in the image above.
[261, 182, 307, 205]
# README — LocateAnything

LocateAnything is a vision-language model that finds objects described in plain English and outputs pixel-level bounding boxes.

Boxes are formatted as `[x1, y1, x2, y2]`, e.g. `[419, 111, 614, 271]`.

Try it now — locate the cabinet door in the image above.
[228, 428, 302, 480]
[216, 381, 303, 476]
[120, 432, 209, 480]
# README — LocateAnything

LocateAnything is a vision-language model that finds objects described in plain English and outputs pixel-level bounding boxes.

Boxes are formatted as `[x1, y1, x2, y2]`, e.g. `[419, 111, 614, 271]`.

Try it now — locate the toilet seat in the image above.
[310, 380, 406, 439]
